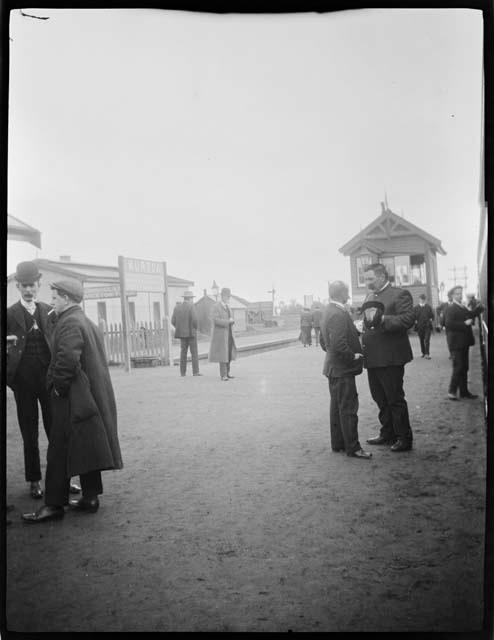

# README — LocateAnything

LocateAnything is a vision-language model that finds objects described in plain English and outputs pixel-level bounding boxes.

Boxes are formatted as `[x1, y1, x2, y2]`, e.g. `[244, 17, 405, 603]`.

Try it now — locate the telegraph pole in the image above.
[267, 285, 276, 315]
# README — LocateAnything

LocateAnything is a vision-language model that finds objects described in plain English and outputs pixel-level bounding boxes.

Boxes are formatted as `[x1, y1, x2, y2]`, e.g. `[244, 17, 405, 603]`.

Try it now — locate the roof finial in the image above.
[384, 190, 389, 210]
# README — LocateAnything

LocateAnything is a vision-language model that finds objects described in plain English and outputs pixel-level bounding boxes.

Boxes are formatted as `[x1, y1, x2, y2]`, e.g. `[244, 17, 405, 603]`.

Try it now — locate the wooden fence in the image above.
[102, 320, 169, 365]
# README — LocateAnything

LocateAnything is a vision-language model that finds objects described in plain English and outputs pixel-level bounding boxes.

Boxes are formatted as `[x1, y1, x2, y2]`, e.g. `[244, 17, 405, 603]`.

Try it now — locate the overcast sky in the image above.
[7, 8, 483, 304]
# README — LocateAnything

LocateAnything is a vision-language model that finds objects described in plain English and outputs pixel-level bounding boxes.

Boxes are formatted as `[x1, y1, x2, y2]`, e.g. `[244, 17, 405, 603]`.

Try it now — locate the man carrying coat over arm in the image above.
[319, 281, 371, 459]
[23, 279, 123, 523]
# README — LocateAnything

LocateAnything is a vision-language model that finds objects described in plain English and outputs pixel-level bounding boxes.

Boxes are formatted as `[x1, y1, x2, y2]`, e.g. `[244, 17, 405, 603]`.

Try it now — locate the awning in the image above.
[7, 214, 42, 249]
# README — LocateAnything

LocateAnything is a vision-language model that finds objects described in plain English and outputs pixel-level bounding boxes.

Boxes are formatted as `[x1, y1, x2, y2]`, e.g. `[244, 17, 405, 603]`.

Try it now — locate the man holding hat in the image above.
[171, 290, 201, 376]
[209, 287, 237, 381]
[7, 261, 80, 500]
[361, 263, 415, 452]
[23, 279, 123, 523]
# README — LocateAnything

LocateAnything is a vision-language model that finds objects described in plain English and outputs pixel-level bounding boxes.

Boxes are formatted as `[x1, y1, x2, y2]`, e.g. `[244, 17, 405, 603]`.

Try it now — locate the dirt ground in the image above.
[5, 331, 486, 632]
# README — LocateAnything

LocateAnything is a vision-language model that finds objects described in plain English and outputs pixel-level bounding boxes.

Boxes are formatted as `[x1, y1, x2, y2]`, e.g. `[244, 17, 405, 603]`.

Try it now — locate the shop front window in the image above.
[394, 255, 410, 286]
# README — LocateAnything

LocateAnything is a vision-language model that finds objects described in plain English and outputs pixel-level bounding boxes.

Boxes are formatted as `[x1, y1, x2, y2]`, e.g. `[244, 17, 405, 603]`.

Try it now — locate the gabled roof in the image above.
[7, 214, 42, 248]
[339, 207, 446, 256]
[7, 258, 194, 286]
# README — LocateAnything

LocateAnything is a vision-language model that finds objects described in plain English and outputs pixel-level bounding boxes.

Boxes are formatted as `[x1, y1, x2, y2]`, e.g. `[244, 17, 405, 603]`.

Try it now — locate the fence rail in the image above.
[103, 321, 168, 365]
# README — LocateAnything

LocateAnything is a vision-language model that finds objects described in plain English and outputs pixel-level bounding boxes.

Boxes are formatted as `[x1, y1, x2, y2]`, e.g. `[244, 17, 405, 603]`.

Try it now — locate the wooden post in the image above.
[118, 256, 132, 373]
[162, 261, 172, 366]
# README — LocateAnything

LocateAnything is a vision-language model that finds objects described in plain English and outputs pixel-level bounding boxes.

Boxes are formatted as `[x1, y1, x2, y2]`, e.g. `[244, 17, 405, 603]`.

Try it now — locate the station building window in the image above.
[356, 254, 373, 287]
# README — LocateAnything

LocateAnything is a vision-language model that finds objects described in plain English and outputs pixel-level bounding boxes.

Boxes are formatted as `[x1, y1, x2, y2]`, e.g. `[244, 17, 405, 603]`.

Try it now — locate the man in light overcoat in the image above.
[208, 287, 237, 381]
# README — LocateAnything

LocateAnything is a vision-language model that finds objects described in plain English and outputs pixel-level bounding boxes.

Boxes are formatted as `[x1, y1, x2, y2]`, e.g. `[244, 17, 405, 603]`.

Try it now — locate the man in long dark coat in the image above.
[23, 279, 123, 523]
[7, 261, 81, 500]
[444, 285, 480, 401]
[413, 293, 434, 359]
[208, 287, 237, 380]
[361, 263, 415, 452]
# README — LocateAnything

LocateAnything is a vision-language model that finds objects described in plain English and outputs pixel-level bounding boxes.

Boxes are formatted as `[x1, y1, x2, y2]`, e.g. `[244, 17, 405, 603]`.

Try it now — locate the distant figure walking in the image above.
[311, 305, 323, 346]
[444, 286, 481, 401]
[413, 294, 434, 358]
[209, 287, 237, 381]
[300, 307, 313, 347]
[320, 281, 371, 459]
[171, 290, 201, 376]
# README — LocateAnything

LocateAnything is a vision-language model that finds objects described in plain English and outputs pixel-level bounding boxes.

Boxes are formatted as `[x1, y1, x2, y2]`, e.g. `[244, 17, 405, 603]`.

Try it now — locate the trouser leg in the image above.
[449, 348, 465, 395]
[330, 376, 360, 453]
[418, 330, 426, 355]
[44, 395, 70, 507]
[219, 362, 228, 378]
[367, 368, 396, 441]
[13, 383, 42, 482]
[190, 337, 199, 374]
[328, 377, 344, 450]
[373, 366, 413, 442]
[37, 379, 52, 440]
[423, 326, 431, 355]
[80, 470, 103, 497]
[180, 339, 188, 375]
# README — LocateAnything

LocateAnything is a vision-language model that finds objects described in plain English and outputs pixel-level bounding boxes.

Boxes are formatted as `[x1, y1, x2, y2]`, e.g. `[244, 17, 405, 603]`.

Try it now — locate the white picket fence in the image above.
[102, 320, 169, 364]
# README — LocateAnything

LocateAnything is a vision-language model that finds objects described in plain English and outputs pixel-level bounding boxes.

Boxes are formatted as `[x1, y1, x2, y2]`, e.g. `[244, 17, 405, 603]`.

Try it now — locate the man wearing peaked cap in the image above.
[22, 278, 123, 523]
[6, 262, 75, 500]
[50, 279, 84, 303]
[171, 290, 201, 377]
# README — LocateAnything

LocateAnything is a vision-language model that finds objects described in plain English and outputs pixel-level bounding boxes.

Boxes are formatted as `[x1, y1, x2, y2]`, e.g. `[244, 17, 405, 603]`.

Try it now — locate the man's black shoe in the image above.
[69, 496, 100, 513]
[366, 435, 395, 446]
[390, 439, 412, 452]
[22, 505, 64, 523]
[29, 482, 43, 499]
[331, 447, 345, 452]
[348, 448, 372, 459]
[460, 393, 478, 399]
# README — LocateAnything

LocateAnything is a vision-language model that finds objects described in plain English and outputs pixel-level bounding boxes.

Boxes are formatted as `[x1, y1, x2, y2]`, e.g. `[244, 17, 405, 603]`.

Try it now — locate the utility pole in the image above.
[449, 265, 468, 290]
[267, 285, 276, 315]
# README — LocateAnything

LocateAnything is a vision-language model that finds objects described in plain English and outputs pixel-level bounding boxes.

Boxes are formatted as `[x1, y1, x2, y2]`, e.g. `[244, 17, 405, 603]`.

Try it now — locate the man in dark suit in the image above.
[361, 263, 415, 452]
[7, 262, 80, 500]
[311, 305, 323, 346]
[23, 279, 123, 523]
[320, 281, 371, 459]
[444, 286, 480, 401]
[413, 293, 434, 359]
[171, 290, 201, 376]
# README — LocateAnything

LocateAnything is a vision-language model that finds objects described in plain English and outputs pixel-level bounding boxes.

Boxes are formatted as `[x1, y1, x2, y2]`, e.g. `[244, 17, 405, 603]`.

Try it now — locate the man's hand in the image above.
[229, 318, 235, 324]
[464, 319, 474, 326]
[354, 353, 363, 360]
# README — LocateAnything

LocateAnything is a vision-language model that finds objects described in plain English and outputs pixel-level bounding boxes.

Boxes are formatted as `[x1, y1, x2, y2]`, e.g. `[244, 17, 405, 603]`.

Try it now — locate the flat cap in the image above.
[50, 279, 84, 303]
[15, 261, 41, 283]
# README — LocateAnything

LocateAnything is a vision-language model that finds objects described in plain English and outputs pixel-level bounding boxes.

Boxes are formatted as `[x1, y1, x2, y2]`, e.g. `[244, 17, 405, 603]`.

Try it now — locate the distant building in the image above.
[7, 257, 194, 328]
[195, 288, 248, 334]
[339, 203, 446, 307]
[233, 296, 274, 325]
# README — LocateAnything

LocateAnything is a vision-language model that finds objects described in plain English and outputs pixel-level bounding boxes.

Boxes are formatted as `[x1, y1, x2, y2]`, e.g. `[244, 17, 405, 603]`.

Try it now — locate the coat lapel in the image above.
[11, 301, 27, 332]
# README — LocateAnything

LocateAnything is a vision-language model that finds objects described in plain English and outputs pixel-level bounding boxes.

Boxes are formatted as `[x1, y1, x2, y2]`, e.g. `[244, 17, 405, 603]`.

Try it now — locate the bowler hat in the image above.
[50, 279, 84, 303]
[221, 287, 231, 297]
[15, 261, 41, 284]
[360, 300, 385, 313]
[182, 290, 195, 298]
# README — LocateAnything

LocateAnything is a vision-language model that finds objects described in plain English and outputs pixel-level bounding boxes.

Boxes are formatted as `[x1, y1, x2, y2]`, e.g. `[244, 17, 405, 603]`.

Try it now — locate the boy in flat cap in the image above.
[361, 263, 415, 452]
[7, 262, 80, 499]
[208, 287, 237, 380]
[23, 279, 123, 523]
[171, 290, 201, 376]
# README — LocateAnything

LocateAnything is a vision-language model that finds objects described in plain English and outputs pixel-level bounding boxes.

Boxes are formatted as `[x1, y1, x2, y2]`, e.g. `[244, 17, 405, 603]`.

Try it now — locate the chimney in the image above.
[59, 255, 71, 262]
